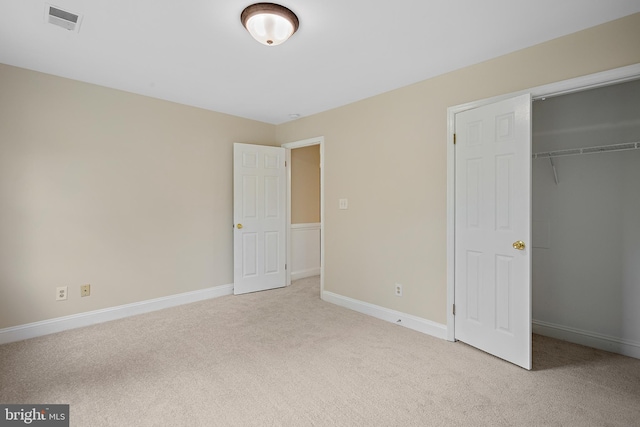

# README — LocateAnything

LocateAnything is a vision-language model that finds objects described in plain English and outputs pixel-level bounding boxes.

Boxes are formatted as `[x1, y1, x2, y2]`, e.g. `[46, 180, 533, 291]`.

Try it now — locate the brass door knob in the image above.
[512, 240, 526, 250]
[237, 224, 243, 229]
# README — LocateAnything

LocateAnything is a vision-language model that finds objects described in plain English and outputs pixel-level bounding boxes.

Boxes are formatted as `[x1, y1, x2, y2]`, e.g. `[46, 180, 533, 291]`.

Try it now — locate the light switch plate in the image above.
[339, 199, 348, 210]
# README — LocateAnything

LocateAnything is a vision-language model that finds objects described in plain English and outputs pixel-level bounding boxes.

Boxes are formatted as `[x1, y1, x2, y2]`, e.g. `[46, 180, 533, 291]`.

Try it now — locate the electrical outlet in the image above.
[56, 286, 67, 301]
[395, 283, 403, 297]
[81, 284, 91, 297]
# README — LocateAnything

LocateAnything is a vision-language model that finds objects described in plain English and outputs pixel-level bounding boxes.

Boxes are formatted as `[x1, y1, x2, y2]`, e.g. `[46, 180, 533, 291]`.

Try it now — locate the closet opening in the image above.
[531, 78, 640, 359]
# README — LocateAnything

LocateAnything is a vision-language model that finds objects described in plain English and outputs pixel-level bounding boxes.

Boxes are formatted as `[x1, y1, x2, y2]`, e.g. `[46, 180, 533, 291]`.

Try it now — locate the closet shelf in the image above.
[532, 141, 639, 159]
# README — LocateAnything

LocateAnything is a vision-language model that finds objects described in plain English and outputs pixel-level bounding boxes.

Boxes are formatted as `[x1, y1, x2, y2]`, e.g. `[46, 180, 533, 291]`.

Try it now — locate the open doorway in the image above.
[282, 137, 325, 295]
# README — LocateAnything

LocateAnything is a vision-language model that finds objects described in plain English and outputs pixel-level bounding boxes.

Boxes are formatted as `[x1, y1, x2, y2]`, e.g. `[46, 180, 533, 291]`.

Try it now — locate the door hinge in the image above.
[453, 304, 456, 315]
[285, 160, 287, 167]
[285, 264, 287, 270]
[453, 133, 457, 145]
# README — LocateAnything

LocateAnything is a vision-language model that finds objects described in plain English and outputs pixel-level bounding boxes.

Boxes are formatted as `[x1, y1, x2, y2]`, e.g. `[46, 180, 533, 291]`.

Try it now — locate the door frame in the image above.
[282, 136, 325, 295]
[446, 63, 640, 341]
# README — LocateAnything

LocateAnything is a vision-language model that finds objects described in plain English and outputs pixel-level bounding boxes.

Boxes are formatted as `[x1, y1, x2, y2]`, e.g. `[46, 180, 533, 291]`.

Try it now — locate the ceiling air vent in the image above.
[45, 4, 83, 32]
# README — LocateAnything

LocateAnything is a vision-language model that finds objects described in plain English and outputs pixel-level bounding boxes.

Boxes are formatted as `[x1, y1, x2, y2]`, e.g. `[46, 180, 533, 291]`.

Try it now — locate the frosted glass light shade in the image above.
[241, 3, 299, 46]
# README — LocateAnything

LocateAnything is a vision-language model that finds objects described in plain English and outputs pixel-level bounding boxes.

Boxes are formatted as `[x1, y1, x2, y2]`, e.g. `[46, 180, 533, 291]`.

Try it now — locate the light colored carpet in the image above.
[1, 276, 639, 426]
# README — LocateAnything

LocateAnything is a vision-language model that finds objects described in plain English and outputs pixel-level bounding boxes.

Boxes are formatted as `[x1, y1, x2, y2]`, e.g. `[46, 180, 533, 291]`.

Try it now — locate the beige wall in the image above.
[291, 145, 320, 224]
[0, 64, 276, 328]
[276, 13, 640, 324]
[2, 13, 639, 331]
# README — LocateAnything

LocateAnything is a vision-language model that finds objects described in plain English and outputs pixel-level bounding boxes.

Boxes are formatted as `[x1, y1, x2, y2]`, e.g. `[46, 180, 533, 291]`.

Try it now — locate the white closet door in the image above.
[454, 93, 532, 370]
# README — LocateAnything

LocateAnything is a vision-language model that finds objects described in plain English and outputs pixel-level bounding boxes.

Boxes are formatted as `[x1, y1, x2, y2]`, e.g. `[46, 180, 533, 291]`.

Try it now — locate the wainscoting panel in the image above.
[291, 223, 321, 280]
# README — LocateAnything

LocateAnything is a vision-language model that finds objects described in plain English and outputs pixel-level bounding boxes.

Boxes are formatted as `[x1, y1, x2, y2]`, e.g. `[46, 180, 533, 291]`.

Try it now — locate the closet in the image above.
[531, 79, 640, 358]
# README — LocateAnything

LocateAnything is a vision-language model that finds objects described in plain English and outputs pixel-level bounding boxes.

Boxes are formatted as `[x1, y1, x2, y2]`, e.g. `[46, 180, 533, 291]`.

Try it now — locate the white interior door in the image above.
[233, 143, 287, 295]
[454, 93, 532, 370]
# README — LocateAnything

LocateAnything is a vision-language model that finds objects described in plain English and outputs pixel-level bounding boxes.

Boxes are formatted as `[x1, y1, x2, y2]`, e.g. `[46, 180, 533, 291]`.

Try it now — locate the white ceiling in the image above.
[1, 1, 639, 124]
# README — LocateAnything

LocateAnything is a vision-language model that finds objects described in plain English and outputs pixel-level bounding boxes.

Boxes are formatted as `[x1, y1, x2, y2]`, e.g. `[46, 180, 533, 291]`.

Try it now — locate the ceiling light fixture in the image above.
[241, 3, 299, 46]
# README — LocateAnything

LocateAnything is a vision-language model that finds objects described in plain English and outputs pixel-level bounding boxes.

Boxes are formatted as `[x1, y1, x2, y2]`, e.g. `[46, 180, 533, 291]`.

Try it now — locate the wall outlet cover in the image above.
[81, 284, 91, 297]
[395, 283, 403, 297]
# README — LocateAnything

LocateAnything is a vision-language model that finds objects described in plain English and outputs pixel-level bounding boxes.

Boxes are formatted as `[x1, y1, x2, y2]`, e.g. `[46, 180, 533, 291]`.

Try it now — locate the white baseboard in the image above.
[533, 319, 640, 359]
[291, 268, 321, 281]
[322, 291, 447, 340]
[0, 283, 234, 345]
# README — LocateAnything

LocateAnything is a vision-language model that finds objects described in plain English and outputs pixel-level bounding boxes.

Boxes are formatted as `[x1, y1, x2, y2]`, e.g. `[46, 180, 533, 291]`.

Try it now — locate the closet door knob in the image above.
[512, 240, 526, 250]
[237, 224, 243, 229]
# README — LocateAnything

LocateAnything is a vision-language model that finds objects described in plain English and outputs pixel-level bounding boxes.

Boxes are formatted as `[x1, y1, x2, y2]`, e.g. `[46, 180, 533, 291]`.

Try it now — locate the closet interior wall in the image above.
[532, 79, 640, 357]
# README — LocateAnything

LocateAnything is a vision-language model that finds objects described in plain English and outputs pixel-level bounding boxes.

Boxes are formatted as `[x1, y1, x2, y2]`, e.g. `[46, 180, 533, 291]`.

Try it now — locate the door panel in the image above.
[454, 94, 532, 369]
[234, 143, 286, 295]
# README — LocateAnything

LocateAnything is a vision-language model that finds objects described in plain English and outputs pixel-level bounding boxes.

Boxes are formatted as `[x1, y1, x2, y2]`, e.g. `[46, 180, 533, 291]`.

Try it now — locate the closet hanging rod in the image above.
[532, 141, 639, 159]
